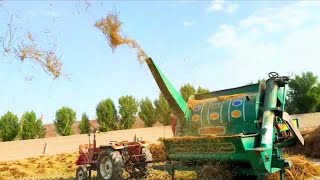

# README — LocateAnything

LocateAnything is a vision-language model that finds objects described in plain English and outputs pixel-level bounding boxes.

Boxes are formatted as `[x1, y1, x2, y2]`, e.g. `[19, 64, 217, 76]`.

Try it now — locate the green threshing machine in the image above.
[145, 57, 304, 179]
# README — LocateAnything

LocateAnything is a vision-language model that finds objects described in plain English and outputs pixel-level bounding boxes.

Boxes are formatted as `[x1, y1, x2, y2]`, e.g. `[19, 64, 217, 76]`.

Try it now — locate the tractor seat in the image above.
[79, 144, 93, 154]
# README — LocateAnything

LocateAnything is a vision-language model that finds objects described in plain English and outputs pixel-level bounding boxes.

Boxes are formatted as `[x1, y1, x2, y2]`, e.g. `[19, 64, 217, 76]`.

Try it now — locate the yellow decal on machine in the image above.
[210, 112, 220, 121]
[231, 110, 242, 119]
[191, 114, 200, 122]
[198, 126, 225, 135]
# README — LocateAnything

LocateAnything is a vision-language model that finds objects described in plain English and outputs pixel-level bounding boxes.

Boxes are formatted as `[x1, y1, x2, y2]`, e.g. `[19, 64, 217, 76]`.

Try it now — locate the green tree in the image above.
[154, 93, 172, 125]
[21, 111, 44, 140]
[287, 72, 320, 114]
[96, 99, 117, 132]
[0, 111, 19, 141]
[196, 86, 210, 94]
[79, 113, 91, 134]
[119, 95, 139, 129]
[139, 97, 156, 127]
[180, 83, 196, 101]
[54, 107, 76, 136]
[35, 118, 46, 138]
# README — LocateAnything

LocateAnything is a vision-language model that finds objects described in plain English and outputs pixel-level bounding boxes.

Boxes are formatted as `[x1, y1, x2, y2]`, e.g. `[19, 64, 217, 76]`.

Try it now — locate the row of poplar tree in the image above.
[0, 84, 209, 141]
[1, 71, 319, 141]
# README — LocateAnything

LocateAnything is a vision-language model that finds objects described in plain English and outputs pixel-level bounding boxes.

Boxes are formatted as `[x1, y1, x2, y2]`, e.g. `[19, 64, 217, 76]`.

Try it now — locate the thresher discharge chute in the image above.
[146, 57, 304, 179]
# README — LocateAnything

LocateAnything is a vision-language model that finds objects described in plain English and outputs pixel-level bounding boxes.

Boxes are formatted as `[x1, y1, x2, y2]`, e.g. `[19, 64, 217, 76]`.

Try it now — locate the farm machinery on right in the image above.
[75, 57, 305, 180]
[145, 57, 304, 180]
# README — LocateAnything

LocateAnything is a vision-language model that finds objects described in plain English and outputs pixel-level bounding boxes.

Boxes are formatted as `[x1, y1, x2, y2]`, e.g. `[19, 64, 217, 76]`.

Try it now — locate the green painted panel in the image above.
[185, 93, 261, 136]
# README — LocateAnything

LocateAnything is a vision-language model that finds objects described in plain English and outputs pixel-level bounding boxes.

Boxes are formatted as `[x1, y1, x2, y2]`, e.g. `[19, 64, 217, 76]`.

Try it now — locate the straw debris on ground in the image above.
[95, 12, 148, 62]
[0, 144, 319, 180]
[267, 154, 320, 180]
[287, 126, 320, 158]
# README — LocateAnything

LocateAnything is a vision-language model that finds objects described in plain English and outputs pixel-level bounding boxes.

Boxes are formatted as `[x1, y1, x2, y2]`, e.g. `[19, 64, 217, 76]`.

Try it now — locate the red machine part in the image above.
[171, 113, 176, 136]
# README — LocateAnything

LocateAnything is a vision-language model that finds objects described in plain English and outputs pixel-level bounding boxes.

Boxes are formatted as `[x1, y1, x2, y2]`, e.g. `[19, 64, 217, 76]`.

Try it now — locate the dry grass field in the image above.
[0, 148, 320, 180]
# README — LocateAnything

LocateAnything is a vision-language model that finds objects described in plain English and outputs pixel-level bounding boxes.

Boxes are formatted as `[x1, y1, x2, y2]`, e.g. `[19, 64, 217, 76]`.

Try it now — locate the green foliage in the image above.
[35, 118, 46, 138]
[54, 107, 76, 136]
[139, 97, 156, 127]
[287, 72, 320, 114]
[196, 86, 210, 94]
[80, 113, 91, 134]
[180, 84, 210, 101]
[154, 93, 172, 125]
[0, 111, 19, 141]
[96, 99, 118, 132]
[180, 83, 196, 101]
[119, 95, 139, 129]
[21, 111, 45, 140]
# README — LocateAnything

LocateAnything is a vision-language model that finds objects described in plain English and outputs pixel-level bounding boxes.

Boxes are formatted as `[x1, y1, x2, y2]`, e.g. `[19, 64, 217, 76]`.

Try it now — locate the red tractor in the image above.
[75, 128, 153, 180]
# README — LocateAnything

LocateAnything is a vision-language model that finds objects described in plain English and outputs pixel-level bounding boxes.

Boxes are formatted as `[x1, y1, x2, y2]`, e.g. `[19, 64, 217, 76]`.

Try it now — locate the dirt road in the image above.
[0, 126, 173, 161]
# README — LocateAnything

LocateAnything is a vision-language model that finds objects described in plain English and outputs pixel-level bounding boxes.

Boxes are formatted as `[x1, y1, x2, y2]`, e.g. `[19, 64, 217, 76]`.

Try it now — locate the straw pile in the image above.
[267, 154, 320, 180]
[197, 164, 232, 180]
[95, 12, 148, 62]
[149, 142, 167, 161]
[0, 152, 79, 180]
[287, 126, 320, 158]
[302, 125, 320, 158]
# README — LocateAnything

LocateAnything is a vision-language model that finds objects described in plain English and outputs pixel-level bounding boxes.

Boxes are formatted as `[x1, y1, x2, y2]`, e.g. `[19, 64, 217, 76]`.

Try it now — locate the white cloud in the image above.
[202, 1, 320, 89]
[183, 21, 195, 27]
[206, 0, 239, 13]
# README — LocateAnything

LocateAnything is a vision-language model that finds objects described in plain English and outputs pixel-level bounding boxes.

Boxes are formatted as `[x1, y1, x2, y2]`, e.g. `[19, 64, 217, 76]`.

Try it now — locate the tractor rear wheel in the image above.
[76, 165, 88, 180]
[97, 150, 124, 180]
[131, 147, 153, 178]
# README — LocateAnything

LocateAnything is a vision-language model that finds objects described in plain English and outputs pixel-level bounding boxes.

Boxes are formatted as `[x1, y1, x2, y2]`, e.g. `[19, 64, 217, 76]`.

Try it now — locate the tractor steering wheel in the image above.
[268, 72, 279, 78]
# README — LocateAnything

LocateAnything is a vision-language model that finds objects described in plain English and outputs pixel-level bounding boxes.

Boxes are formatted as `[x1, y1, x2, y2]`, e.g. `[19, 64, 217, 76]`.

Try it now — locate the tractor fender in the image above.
[139, 141, 150, 147]
[110, 143, 124, 150]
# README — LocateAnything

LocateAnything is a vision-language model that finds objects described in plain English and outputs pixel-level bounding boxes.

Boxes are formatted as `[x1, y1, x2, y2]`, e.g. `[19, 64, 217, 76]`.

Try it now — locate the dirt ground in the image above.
[0, 126, 173, 161]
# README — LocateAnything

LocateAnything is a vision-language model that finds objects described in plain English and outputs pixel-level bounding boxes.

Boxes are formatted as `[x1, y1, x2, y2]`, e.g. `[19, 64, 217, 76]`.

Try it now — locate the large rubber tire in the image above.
[97, 150, 124, 180]
[140, 147, 153, 178]
[76, 165, 88, 180]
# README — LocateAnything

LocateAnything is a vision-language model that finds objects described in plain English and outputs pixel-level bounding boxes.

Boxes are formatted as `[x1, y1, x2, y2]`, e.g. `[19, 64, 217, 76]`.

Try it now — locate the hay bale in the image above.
[149, 142, 167, 161]
[95, 12, 148, 62]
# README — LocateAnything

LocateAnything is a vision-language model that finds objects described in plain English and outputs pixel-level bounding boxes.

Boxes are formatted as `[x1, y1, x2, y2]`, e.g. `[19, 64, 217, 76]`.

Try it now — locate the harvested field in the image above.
[0, 152, 79, 180]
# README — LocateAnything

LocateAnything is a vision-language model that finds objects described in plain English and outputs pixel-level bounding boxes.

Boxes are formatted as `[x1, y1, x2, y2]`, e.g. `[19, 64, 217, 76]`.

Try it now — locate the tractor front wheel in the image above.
[76, 165, 88, 180]
[97, 150, 124, 180]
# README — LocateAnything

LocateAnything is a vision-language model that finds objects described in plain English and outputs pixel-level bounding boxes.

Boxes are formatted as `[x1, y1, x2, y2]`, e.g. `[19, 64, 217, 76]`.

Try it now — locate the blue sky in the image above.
[0, 1, 319, 124]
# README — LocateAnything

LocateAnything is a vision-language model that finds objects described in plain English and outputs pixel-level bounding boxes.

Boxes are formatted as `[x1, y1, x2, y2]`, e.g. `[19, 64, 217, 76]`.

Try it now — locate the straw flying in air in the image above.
[95, 12, 148, 62]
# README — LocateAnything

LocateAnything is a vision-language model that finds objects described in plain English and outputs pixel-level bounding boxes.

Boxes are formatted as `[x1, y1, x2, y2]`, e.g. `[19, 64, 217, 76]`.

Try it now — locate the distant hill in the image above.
[44, 116, 164, 138]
